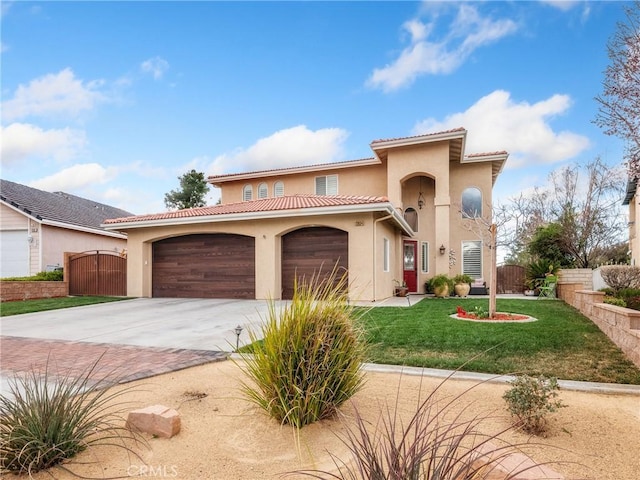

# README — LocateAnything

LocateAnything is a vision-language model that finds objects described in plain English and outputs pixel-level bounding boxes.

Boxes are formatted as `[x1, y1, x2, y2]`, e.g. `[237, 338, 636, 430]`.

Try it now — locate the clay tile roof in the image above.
[370, 127, 466, 144]
[104, 194, 389, 225]
[208, 157, 376, 181]
[465, 151, 509, 158]
[1, 178, 134, 231]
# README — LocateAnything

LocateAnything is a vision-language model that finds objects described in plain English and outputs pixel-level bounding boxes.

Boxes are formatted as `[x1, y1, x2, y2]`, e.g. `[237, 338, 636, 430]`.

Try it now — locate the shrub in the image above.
[0, 357, 142, 475]
[600, 265, 640, 295]
[453, 274, 473, 284]
[1, 270, 63, 282]
[239, 269, 366, 429]
[603, 296, 627, 307]
[525, 259, 556, 290]
[503, 375, 565, 435]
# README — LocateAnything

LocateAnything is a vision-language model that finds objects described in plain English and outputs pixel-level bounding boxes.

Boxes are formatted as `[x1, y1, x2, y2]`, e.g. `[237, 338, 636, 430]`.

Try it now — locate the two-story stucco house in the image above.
[104, 128, 507, 301]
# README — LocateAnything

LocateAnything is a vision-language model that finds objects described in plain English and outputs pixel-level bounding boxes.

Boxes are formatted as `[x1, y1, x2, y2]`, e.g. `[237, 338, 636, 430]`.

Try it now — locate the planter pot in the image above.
[454, 283, 471, 297]
[524, 289, 536, 296]
[395, 287, 409, 297]
[433, 284, 449, 298]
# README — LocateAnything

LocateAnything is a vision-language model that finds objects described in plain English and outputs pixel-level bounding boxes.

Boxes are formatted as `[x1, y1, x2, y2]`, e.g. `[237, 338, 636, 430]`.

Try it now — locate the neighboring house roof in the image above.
[0, 179, 133, 238]
[623, 178, 637, 205]
[103, 194, 413, 235]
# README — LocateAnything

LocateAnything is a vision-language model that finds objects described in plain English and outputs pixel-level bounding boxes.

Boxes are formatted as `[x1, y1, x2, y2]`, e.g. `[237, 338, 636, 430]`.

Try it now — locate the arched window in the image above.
[274, 181, 284, 197]
[462, 187, 482, 218]
[242, 184, 253, 201]
[404, 207, 418, 231]
[257, 183, 268, 199]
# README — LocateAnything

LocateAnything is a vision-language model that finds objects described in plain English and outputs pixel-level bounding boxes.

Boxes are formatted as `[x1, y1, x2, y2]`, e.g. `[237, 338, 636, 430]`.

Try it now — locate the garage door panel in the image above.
[282, 227, 348, 300]
[153, 234, 255, 299]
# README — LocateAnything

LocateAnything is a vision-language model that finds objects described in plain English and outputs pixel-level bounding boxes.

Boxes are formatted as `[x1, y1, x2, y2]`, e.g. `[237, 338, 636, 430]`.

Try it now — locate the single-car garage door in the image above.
[153, 234, 255, 299]
[0, 230, 29, 277]
[281, 227, 348, 299]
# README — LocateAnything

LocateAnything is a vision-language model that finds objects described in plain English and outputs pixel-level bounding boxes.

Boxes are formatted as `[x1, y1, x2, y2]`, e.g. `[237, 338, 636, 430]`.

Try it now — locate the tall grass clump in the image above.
[295, 374, 564, 480]
[239, 269, 366, 428]
[0, 357, 143, 476]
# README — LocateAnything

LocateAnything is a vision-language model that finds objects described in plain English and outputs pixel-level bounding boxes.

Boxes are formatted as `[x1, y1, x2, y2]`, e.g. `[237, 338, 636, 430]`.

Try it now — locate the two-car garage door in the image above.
[152, 227, 348, 300]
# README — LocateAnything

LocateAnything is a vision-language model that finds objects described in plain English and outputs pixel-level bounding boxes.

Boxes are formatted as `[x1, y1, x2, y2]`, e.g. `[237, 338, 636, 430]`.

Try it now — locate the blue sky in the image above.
[0, 1, 630, 215]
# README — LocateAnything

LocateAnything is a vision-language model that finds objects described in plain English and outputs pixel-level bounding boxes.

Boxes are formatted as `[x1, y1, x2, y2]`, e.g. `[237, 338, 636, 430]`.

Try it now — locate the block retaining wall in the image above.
[0, 281, 69, 302]
[558, 286, 640, 368]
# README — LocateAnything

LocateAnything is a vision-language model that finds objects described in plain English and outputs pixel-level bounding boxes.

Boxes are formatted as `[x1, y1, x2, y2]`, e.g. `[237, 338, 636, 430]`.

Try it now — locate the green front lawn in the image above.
[360, 298, 640, 384]
[0, 296, 132, 317]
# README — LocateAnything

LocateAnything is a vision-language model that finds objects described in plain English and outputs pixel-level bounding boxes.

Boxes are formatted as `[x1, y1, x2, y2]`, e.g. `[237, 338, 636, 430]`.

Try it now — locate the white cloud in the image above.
[207, 125, 350, 175]
[140, 56, 170, 80]
[367, 4, 518, 92]
[0, 123, 87, 166]
[412, 90, 590, 167]
[28, 163, 118, 192]
[540, 1, 580, 12]
[2, 68, 106, 121]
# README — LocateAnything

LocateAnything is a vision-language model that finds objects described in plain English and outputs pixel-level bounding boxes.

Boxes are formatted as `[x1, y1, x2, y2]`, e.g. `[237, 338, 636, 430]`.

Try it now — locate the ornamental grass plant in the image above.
[295, 371, 565, 480]
[0, 356, 143, 477]
[239, 269, 367, 429]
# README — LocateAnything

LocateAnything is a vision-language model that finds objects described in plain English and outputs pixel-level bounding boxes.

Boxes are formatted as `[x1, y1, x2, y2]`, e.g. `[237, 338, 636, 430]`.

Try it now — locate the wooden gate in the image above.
[496, 264, 525, 294]
[67, 250, 127, 296]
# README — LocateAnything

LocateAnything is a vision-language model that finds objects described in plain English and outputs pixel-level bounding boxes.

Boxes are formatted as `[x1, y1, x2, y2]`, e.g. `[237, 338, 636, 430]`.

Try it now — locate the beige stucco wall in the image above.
[42, 225, 127, 271]
[216, 162, 388, 204]
[123, 212, 404, 302]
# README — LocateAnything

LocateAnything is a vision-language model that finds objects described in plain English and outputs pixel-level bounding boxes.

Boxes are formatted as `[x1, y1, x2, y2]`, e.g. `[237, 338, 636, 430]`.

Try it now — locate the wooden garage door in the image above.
[281, 227, 348, 300]
[153, 234, 255, 299]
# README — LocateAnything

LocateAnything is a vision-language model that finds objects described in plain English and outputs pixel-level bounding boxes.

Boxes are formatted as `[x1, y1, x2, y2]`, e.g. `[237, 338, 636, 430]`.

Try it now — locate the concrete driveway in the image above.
[1, 297, 276, 352]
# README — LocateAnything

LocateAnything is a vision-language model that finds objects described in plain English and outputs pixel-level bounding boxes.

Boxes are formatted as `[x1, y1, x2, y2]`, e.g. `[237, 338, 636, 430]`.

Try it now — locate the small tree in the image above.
[164, 169, 209, 210]
[600, 265, 640, 295]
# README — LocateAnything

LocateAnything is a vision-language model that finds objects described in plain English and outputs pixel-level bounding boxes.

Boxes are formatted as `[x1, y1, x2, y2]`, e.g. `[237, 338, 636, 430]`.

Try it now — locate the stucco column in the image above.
[255, 233, 278, 300]
[434, 194, 450, 275]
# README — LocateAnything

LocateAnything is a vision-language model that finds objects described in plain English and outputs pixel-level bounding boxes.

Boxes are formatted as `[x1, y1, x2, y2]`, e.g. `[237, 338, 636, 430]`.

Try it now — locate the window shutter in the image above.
[274, 181, 284, 197]
[315, 176, 327, 195]
[327, 175, 338, 195]
[243, 185, 253, 201]
[462, 241, 482, 278]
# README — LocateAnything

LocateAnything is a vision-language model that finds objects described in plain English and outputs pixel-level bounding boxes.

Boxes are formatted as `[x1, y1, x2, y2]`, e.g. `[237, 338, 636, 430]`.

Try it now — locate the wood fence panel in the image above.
[496, 264, 525, 294]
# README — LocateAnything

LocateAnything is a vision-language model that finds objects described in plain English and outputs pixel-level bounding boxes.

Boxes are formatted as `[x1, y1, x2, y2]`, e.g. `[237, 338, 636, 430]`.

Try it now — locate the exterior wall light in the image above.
[439, 244, 446, 255]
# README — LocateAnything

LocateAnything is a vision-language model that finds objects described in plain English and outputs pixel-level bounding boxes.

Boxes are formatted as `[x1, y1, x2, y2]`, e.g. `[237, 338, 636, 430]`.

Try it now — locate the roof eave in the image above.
[209, 158, 381, 185]
[370, 129, 467, 152]
[104, 202, 414, 236]
[42, 219, 127, 239]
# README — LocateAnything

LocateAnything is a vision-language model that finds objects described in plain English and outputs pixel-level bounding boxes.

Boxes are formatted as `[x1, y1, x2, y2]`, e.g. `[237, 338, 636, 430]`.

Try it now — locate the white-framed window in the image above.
[404, 207, 418, 232]
[242, 184, 253, 201]
[257, 183, 268, 199]
[383, 237, 390, 272]
[462, 240, 482, 278]
[274, 181, 284, 197]
[421, 242, 429, 273]
[462, 187, 482, 218]
[315, 174, 338, 195]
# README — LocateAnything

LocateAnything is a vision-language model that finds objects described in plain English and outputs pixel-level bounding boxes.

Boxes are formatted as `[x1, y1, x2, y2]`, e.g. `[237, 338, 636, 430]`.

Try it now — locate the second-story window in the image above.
[257, 183, 268, 199]
[243, 184, 253, 201]
[315, 174, 338, 195]
[274, 181, 284, 197]
[404, 207, 418, 231]
[462, 187, 482, 218]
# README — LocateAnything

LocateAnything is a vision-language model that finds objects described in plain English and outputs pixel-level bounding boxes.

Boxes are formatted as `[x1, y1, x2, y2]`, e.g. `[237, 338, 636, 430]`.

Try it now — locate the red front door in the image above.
[403, 240, 418, 292]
